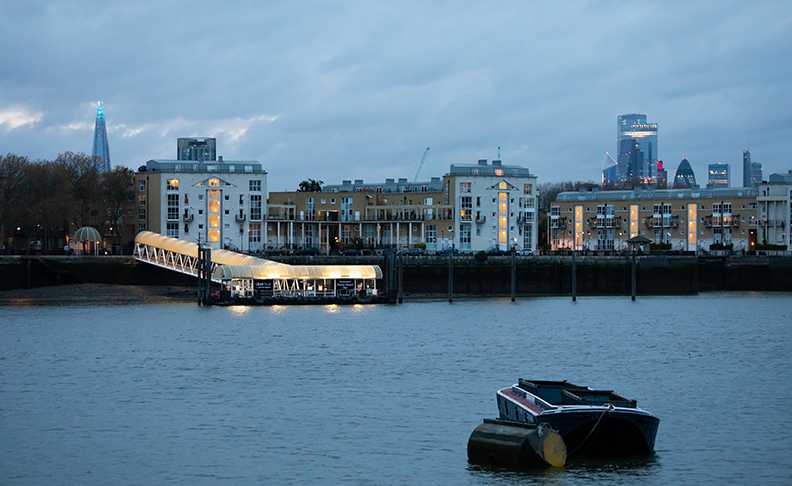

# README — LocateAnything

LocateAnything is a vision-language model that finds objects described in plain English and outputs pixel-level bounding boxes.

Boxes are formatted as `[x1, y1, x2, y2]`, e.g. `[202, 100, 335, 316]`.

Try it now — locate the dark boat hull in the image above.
[537, 409, 659, 455]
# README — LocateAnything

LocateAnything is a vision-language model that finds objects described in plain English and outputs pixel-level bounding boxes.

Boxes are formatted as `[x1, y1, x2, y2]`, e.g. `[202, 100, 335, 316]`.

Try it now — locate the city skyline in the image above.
[0, 2, 789, 191]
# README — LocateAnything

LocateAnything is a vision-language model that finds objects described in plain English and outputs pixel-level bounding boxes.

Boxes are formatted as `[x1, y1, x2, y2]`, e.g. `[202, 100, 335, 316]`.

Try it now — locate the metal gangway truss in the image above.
[133, 232, 383, 298]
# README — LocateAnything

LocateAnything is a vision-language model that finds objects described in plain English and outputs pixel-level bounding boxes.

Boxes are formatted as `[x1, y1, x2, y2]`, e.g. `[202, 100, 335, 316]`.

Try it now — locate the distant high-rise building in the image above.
[177, 137, 216, 161]
[602, 152, 618, 188]
[92, 101, 111, 173]
[617, 114, 658, 185]
[707, 163, 730, 188]
[742, 150, 752, 187]
[617, 138, 642, 187]
[656, 160, 668, 189]
[750, 161, 763, 186]
[673, 158, 698, 188]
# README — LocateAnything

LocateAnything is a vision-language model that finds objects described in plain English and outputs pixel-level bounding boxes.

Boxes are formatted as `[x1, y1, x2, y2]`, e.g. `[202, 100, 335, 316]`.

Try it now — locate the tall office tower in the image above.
[673, 158, 698, 188]
[617, 138, 642, 187]
[656, 160, 668, 189]
[742, 150, 752, 187]
[92, 101, 111, 173]
[750, 162, 763, 186]
[602, 153, 618, 188]
[617, 114, 658, 185]
[707, 163, 730, 188]
[177, 137, 216, 161]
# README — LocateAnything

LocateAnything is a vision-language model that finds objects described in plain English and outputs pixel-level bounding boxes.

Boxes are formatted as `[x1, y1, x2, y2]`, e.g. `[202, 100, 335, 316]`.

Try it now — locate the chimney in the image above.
[478, 159, 487, 166]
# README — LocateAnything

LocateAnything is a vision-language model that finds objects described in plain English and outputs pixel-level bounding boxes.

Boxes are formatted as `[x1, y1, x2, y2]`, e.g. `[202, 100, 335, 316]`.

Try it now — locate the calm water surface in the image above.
[1, 293, 791, 485]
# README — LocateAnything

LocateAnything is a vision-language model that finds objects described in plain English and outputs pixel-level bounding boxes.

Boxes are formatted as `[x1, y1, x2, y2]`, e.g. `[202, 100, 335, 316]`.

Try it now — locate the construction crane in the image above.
[413, 147, 430, 182]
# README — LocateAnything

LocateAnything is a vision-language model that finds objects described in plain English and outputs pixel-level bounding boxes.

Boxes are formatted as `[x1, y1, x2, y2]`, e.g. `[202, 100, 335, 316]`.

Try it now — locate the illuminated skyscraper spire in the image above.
[92, 101, 111, 173]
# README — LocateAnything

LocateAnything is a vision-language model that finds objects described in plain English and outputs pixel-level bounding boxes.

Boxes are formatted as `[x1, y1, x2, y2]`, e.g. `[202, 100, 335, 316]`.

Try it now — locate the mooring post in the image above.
[448, 245, 454, 303]
[511, 248, 516, 302]
[631, 247, 636, 301]
[572, 250, 577, 302]
[397, 250, 404, 304]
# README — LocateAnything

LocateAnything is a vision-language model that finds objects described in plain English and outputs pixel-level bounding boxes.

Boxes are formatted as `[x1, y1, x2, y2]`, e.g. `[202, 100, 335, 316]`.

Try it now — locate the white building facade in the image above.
[757, 170, 792, 249]
[446, 159, 538, 252]
[134, 159, 268, 252]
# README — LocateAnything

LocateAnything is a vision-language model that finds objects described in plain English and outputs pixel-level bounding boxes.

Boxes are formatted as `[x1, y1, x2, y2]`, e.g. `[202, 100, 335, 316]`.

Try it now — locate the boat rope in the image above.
[569, 403, 614, 457]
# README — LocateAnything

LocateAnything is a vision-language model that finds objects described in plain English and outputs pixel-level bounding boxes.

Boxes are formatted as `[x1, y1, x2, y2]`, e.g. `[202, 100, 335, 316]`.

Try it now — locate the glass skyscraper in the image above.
[616, 114, 658, 186]
[92, 101, 111, 173]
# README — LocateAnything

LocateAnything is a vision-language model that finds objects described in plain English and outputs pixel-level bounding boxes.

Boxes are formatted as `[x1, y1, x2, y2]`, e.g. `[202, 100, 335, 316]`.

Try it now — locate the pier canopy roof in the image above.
[135, 231, 382, 281]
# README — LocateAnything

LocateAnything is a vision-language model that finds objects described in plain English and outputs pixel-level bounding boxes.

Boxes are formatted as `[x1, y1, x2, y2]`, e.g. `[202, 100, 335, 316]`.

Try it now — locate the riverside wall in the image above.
[2, 254, 792, 295]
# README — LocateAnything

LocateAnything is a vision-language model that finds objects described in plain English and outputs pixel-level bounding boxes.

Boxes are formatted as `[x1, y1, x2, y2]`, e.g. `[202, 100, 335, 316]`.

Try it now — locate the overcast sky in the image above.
[1, 1, 790, 191]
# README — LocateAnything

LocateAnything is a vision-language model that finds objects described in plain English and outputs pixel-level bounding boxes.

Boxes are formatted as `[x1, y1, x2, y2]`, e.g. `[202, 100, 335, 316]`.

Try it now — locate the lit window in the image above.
[167, 179, 179, 191]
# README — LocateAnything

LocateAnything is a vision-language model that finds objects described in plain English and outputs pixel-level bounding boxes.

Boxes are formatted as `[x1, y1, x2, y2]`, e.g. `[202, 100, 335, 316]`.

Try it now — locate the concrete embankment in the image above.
[2, 254, 792, 295]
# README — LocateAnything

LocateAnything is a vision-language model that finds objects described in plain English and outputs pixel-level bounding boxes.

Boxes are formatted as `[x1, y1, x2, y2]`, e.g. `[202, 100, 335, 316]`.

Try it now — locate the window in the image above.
[460, 182, 471, 194]
[167, 179, 179, 191]
[524, 184, 532, 195]
[249, 180, 261, 191]
[138, 223, 146, 233]
[167, 194, 179, 221]
[250, 194, 262, 221]
[341, 197, 353, 222]
[138, 209, 146, 221]
[460, 196, 472, 220]
[209, 179, 220, 186]
[184, 194, 189, 204]
[239, 195, 244, 205]
[166, 222, 179, 238]
[306, 197, 316, 220]
[320, 198, 326, 204]
[138, 180, 146, 192]
[138, 195, 146, 206]
[249, 223, 261, 243]
[460, 224, 471, 250]
[426, 224, 437, 244]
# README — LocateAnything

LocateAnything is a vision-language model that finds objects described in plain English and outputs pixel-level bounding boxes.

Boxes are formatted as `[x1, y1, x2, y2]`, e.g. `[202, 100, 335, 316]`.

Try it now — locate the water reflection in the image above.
[467, 454, 660, 484]
[227, 305, 251, 316]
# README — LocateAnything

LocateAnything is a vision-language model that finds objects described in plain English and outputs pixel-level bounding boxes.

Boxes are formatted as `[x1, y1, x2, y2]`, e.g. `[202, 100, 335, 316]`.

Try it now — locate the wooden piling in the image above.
[572, 251, 577, 302]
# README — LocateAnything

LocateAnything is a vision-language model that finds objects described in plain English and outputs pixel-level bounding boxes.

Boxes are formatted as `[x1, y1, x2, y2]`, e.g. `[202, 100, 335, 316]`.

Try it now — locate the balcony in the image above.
[235, 212, 246, 222]
[182, 210, 194, 222]
[476, 215, 487, 224]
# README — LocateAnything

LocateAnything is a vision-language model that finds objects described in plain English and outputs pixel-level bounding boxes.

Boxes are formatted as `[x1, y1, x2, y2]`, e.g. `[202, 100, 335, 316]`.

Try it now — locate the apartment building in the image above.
[446, 159, 538, 252]
[134, 159, 267, 252]
[552, 187, 759, 253]
[266, 186, 453, 252]
[757, 170, 792, 248]
[265, 159, 538, 253]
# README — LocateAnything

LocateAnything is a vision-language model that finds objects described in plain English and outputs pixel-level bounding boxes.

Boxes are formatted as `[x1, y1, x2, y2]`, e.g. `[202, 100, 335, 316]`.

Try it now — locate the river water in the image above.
[1, 293, 791, 485]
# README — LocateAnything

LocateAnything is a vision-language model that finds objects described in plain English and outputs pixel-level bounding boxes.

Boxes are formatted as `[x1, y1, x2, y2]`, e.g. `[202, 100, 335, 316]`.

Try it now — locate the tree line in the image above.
[0, 152, 135, 253]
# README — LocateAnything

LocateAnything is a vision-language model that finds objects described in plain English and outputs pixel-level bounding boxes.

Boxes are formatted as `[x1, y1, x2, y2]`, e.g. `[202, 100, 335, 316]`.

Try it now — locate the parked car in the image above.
[339, 248, 361, 256]
[403, 247, 426, 256]
[518, 248, 534, 256]
[264, 248, 284, 256]
[487, 248, 511, 256]
[436, 248, 459, 255]
[298, 247, 321, 256]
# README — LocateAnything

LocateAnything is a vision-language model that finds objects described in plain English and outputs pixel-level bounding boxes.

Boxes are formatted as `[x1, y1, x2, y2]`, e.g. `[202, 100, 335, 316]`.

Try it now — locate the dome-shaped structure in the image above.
[73, 226, 102, 242]
[673, 158, 697, 188]
[71, 226, 102, 255]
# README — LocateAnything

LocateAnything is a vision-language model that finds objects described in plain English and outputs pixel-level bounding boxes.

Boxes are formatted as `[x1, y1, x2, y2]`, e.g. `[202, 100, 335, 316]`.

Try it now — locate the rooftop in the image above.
[556, 186, 758, 202]
[449, 159, 533, 177]
[141, 159, 266, 174]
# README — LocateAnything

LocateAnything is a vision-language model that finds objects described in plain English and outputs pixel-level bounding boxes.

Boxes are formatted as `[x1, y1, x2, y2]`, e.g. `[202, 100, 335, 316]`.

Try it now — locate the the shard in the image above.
[92, 101, 111, 173]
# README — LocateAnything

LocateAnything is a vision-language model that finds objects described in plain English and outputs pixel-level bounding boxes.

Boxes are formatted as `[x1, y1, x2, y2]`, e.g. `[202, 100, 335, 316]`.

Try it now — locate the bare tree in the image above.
[57, 152, 100, 227]
[101, 166, 135, 252]
[0, 154, 30, 251]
